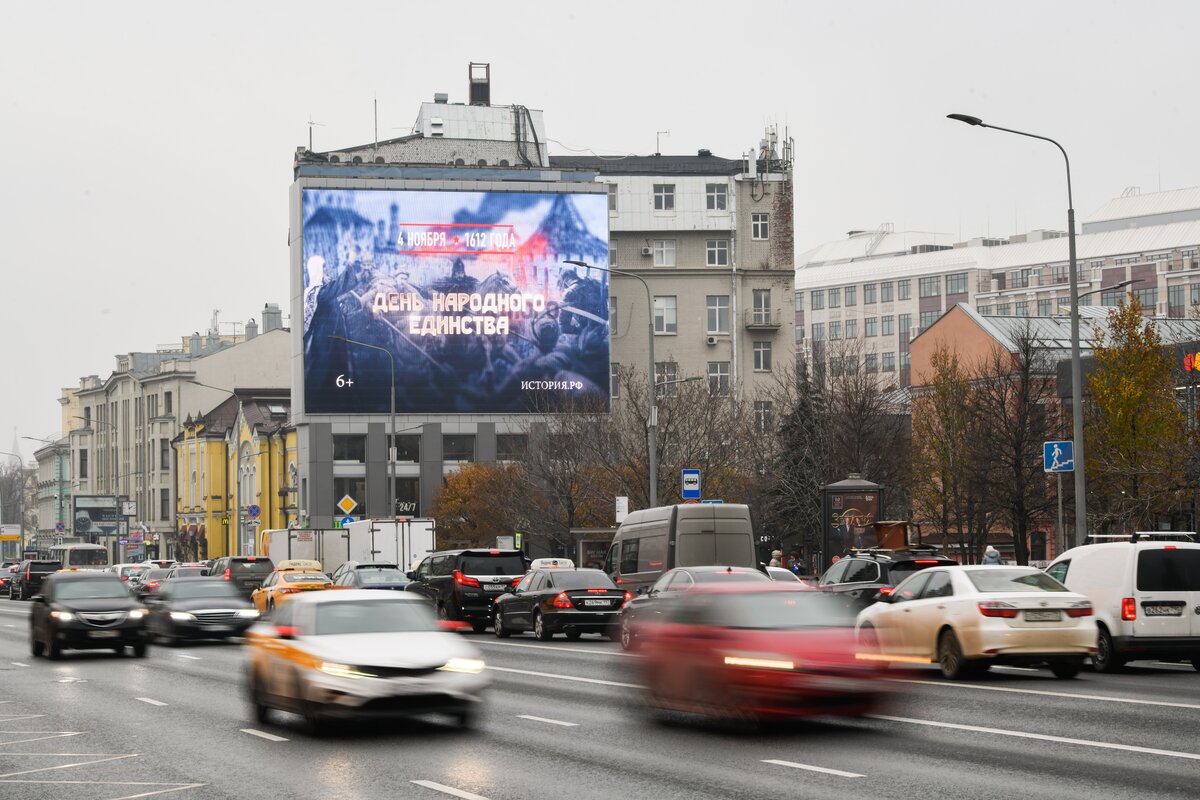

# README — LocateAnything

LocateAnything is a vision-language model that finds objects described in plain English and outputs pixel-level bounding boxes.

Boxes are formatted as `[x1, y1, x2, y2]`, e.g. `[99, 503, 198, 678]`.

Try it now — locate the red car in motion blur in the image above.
[635, 583, 886, 723]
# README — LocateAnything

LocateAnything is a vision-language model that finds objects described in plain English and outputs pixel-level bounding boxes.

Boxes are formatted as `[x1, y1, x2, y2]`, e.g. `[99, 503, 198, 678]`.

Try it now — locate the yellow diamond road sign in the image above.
[337, 495, 358, 515]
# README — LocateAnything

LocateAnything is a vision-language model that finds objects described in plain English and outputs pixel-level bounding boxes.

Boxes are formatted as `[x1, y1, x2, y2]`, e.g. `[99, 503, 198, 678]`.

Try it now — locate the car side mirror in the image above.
[200, 570, 209, 577]
[873, 591, 893, 603]
[638, 586, 649, 596]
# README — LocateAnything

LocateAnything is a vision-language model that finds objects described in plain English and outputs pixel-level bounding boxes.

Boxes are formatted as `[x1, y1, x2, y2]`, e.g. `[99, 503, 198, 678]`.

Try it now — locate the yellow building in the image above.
[174, 390, 295, 560]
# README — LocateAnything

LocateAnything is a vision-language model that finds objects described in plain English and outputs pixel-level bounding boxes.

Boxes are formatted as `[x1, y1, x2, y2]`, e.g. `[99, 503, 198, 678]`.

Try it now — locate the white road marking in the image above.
[478, 640, 636, 658]
[762, 759, 864, 778]
[871, 714, 1200, 761]
[240, 728, 288, 742]
[887, 677, 1200, 710]
[991, 665, 1038, 672]
[0, 753, 139, 778]
[9, 662, 29, 667]
[486, 665, 643, 689]
[135, 698, 167, 707]
[411, 779, 491, 800]
[175, 654, 201, 661]
[517, 714, 579, 727]
[0, 732, 84, 745]
[0, 780, 206, 800]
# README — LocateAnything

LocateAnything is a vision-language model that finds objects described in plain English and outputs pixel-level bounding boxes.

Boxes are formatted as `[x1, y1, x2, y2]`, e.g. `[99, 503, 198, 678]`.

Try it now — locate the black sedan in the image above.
[131, 568, 172, 599]
[30, 571, 150, 659]
[493, 568, 630, 641]
[618, 565, 771, 650]
[333, 563, 411, 591]
[144, 578, 260, 644]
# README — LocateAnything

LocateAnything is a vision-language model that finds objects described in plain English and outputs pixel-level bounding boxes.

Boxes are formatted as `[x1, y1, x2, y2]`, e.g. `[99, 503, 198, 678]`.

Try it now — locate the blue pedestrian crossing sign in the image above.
[1044, 441, 1074, 473]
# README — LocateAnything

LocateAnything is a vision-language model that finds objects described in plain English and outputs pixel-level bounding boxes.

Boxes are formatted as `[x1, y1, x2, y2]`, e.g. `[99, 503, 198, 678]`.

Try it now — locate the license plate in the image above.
[484, 585, 505, 592]
[583, 599, 611, 607]
[87, 630, 121, 639]
[203, 625, 233, 632]
[1024, 610, 1061, 622]
[1144, 605, 1183, 616]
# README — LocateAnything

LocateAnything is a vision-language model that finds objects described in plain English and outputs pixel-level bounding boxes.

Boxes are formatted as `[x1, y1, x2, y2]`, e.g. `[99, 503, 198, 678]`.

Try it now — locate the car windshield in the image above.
[358, 569, 407, 584]
[460, 555, 525, 575]
[312, 600, 436, 635]
[55, 580, 129, 600]
[692, 570, 771, 584]
[551, 570, 617, 590]
[694, 591, 855, 629]
[887, 560, 951, 585]
[145, 569, 171, 580]
[233, 560, 273, 573]
[282, 573, 329, 583]
[1137, 549, 1200, 591]
[171, 582, 241, 600]
[172, 568, 206, 577]
[967, 569, 1068, 593]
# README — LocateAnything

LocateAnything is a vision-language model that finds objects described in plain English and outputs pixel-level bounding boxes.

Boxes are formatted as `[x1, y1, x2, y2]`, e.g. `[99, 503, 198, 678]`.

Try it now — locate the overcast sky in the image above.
[4, 0, 1199, 457]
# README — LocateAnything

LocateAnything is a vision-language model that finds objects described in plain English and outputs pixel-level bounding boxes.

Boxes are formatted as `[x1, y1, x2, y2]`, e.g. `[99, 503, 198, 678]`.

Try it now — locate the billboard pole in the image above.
[329, 335, 396, 519]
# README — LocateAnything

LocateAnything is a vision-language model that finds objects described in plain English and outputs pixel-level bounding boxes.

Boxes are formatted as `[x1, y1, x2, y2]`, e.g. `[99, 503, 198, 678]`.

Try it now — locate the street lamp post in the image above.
[329, 335, 396, 520]
[949, 113, 1089, 546]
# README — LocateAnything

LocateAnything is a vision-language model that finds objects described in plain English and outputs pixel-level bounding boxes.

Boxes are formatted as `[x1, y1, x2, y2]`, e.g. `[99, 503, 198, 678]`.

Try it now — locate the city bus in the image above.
[47, 543, 110, 570]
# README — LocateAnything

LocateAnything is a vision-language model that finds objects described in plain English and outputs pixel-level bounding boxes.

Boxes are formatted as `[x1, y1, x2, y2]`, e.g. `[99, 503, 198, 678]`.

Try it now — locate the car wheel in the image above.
[158, 619, 177, 647]
[1192, 658, 1200, 673]
[453, 706, 476, 729]
[47, 639, 62, 661]
[533, 612, 553, 641]
[248, 670, 270, 724]
[471, 621, 488, 634]
[132, 642, 148, 658]
[437, 603, 450, 621]
[493, 609, 511, 638]
[30, 633, 44, 658]
[937, 629, 972, 680]
[565, 630, 582, 641]
[619, 613, 639, 651]
[1093, 625, 1125, 673]
[1050, 660, 1081, 680]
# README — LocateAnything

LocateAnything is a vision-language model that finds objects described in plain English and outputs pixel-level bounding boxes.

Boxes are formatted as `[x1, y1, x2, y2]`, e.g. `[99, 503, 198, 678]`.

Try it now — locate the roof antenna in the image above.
[655, 130, 670, 156]
[306, 115, 325, 152]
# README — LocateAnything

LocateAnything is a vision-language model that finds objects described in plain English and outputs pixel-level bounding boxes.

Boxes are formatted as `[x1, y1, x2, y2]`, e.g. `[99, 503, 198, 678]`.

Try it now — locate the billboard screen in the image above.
[73, 495, 119, 539]
[301, 188, 611, 414]
[822, 490, 881, 565]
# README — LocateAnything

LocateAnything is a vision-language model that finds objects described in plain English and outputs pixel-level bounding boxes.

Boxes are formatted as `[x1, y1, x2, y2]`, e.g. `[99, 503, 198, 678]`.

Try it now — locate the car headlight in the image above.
[50, 611, 75, 622]
[128, 609, 146, 620]
[236, 609, 260, 619]
[319, 662, 376, 679]
[724, 655, 795, 671]
[169, 611, 193, 622]
[439, 657, 486, 675]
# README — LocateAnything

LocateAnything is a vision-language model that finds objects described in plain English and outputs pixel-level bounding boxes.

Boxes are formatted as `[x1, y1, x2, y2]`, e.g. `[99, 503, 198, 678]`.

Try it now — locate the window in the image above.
[159, 438, 170, 470]
[608, 238, 618, 267]
[900, 351, 910, 368]
[829, 320, 842, 340]
[706, 239, 729, 267]
[1037, 299, 1052, 317]
[619, 539, 640, 575]
[882, 352, 896, 372]
[752, 289, 771, 324]
[843, 560, 880, 583]
[610, 363, 620, 398]
[754, 401, 773, 432]
[79, 449, 88, 479]
[1100, 290, 1122, 307]
[609, 296, 618, 334]
[865, 353, 878, 373]
[706, 183, 727, 210]
[333, 435, 366, 462]
[706, 295, 730, 334]
[164, 392, 173, 414]
[919, 310, 939, 330]
[1014, 302, 1030, 317]
[496, 434, 527, 461]
[1169, 284, 1185, 317]
[1051, 263, 1070, 284]
[828, 288, 841, 308]
[897, 280, 911, 301]
[829, 357, 843, 378]
[881, 282, 894, 303]
[654, 296, 677, 334]
[844, 319, 857, 338]
[898, 313, 911, 334]
[795, 326, 805, 342]
[994, 303, 1010, 315]
[652, 239, 676, 267]
[1134, 287, 1157, 309]
[864, 283, 877, 304]
[753, 341, 772, 371]
[1192, 284, 1200, 306]
[653, 183, 675, 211]
[655, 362, 679, 397]
[811, 290, 825, 310]
[881, 315, 895, 336]
[707, 362, 731, 396]
[844, 285, 857, 307]
[794, 291, 804, 311]
[979, 305, 993, 315]
[607, 183, 617, 211]
[751, 213, 769, 240]
[919, 276, 940, 298]
[946, 272, 968, 295]
[160, 488, 170, 521]
[864, 317, 878, 337]
[442, 434, 476, 462]
[812, 323, 825, 341]
[391, 434, 420, 462]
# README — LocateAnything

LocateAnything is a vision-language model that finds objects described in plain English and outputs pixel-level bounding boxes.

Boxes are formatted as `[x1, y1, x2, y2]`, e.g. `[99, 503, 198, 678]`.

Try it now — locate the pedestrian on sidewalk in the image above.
[982, 545, 1002, 565]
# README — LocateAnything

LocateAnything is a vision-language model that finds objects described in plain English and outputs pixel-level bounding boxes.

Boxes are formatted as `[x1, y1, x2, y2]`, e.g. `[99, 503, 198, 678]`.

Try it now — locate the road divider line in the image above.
[411, 780, 490, 800]
[486, 665, 643, 689]
[135, 698, 167, 707]
[478, 640, 636, 658]
[886, 677, 1200, 710]
[239, 729, 288, 742]
[762, 759, 864, 778]
[870, 714, 1200, 761]
[517, 714, 579, 727]
[10, 662, 29, 668]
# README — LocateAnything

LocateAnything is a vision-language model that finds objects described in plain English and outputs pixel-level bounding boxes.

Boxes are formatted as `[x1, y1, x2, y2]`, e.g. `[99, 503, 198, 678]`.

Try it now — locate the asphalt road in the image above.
[0, 599, 1197, 800]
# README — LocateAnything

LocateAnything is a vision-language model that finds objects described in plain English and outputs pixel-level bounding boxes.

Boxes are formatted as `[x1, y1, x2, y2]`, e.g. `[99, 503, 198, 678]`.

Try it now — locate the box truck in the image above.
[260, 518, 436, 576]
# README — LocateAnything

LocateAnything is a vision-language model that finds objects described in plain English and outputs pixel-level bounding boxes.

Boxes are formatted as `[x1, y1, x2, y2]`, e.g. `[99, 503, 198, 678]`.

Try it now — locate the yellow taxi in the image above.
[251, 559, 332, 613]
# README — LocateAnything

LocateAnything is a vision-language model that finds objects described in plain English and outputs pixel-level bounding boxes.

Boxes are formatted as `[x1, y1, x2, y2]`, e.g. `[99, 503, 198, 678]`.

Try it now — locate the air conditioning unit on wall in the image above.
[706, 336, 718, 346]
[641, 246, 652, 256]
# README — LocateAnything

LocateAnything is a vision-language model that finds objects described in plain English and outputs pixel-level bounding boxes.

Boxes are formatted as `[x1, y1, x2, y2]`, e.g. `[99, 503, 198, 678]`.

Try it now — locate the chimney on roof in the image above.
[262, 303, 282, 333]
[245, 318, 258, 341]
[468, 62, 490, 106]
[189, 333, 201, 357]
[433, 92, 448, 104]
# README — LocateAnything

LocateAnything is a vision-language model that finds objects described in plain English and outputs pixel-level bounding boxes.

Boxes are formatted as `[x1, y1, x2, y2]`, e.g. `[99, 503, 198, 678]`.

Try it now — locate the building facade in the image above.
[30, 438, 70, 553]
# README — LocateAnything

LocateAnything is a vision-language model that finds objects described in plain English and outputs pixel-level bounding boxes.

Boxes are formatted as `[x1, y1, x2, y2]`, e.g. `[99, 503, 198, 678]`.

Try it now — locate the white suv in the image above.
[1045, 535, 1200, 672]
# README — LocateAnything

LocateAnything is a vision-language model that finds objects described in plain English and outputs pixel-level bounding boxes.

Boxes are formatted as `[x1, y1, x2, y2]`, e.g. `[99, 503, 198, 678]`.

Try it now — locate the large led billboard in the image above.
[301, 188, 611, 414]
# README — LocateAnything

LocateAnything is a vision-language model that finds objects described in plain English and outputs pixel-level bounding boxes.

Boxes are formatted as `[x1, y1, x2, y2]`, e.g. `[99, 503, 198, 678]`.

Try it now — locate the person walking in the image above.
[981, 545, 1002, 565]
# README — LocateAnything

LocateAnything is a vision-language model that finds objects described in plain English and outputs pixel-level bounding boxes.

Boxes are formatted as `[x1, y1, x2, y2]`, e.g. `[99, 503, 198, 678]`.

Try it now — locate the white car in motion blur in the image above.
[246, 590, 489, 732]
[855, 566, 1096, 679]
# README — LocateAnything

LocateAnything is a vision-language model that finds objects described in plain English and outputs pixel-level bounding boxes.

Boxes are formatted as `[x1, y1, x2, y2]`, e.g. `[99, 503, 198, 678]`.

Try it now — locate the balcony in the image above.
[745, 308, 782, 329]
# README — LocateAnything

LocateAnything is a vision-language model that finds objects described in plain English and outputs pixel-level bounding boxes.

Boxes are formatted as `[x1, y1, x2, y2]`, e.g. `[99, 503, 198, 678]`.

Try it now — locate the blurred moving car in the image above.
[1045, 534, 1200, 672]
[145, 577, 259, 644]
[766, 567, 803, 583]
[29, 571, 149, 659]
[209, 555, 275, 599]
[139, 560, 177, 570]
[245, 590, 490, 732]
[0, 564, 18, 594]
[9, 560, 63, 600]
[165, 566, 208, 579]
[332, 563, 411, 592]
[252, 561, 333, 613]
[131, 568, 173, 600]
[109, 564, 149, 584]
[492, 568, 630, 640]
[856, 565, 1096, 679]
[619, 566, 771, 651]
[817, 547, 958, 614]
[635, 584, 884, 723]
[406, 549, 528, 632]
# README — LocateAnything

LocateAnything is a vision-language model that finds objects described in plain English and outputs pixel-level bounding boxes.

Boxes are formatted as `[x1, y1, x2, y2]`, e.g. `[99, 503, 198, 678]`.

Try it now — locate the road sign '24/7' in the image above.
[1044, 441, 1074, 473]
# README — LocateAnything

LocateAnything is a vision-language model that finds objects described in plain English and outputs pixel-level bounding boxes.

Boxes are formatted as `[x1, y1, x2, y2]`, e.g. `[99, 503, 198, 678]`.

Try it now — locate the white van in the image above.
[1045, 534, 1200, 672]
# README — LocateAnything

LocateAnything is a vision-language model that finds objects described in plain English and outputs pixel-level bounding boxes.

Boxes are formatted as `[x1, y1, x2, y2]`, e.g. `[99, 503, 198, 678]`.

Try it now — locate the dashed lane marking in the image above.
[477, 640, 636, 658]
[762, 759, 864, 778]
[516, 714, 579, 727]
[886, 677, 1200, 710]
[9, 662, 29, 667]
[240, 728, 288, 742]
[871, 714, 1200, 761]
[135, 698, 167, 707]
[411, 779, 491, 799]
[485, 665, 642, 689]
[175, 654, 201, 660]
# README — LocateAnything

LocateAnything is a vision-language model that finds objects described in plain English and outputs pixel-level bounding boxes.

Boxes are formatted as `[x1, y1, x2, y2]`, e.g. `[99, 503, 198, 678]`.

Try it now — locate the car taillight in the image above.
[622, 590, 633, 605]
[120, 576, 128, 581]
[278, 588, 301, 595]
[1121, 597, 1137, 621]
[978, 601, 1019, 618]
[552, 591, 573, 609]
[1066, 601, 1094, 618]
[223, 568, 231, 580]
[454, 570, 481, 588]
[614, 575, 622, 585]
[586, 588, 608, 593]
[914, 560, 940, 565]
[26, 567, 31, 580]
[147, 581, 159, 589]
[510, 577, 522, 588]
[879, 586, 895, 595]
